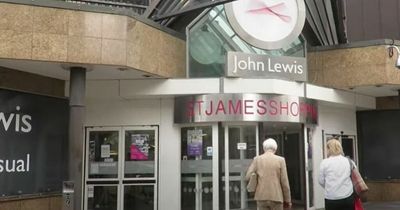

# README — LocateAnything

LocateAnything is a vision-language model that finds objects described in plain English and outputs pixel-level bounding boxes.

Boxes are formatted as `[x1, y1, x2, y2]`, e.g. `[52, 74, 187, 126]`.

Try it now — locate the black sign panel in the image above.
[0, 89, 68, 197]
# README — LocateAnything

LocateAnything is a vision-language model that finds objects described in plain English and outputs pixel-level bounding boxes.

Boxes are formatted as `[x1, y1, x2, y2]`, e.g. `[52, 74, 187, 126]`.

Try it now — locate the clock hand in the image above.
[247, 2, 292, 23]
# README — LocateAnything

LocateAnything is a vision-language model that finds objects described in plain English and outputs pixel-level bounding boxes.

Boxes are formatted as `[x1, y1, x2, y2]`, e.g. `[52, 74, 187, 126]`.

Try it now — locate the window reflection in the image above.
[88, 131, 119, 179]
[87, 185, 118, 210]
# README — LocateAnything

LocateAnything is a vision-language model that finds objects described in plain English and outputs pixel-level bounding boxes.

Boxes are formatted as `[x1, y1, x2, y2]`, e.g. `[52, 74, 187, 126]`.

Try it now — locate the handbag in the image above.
[347, 158, 369, 196]
[354, 196, 364, 210]
[247, 172, 258, 192]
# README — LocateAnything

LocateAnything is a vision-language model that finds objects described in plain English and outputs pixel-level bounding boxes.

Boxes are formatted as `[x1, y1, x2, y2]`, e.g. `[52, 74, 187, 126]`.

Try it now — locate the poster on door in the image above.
[130, 134, 150, 160]
[187, 129, 203, 156]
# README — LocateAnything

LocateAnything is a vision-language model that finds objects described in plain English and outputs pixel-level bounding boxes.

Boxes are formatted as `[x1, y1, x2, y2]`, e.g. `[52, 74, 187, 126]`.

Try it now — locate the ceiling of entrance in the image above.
[348, 85, 400, 97]
[0, 59, 161, 81]
[263, 122, 302, 133]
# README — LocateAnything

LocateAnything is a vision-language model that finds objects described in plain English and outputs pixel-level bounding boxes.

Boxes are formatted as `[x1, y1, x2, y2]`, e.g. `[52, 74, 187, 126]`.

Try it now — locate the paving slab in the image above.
[364, 202, 400, 210]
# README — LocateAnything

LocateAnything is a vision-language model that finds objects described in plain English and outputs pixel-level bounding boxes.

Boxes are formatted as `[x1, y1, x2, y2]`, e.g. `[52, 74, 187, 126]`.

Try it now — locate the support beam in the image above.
[68, 67, 86, 210]
[153, 0, 235, 21]
[143, 0, 162, 18]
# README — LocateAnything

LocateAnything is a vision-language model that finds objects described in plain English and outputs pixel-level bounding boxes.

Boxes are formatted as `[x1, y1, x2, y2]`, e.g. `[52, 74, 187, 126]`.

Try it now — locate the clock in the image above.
[225, 0, 306, 50]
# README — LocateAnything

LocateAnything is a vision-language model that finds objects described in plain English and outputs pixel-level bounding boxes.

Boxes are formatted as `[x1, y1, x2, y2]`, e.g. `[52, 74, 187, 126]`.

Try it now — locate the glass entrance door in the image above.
[223, 124, 259, 210]
[85, 126, 158, 210]
[180, 125, 218, 210]
[261, 122, 306, 209]
[181, 122, 308, 210]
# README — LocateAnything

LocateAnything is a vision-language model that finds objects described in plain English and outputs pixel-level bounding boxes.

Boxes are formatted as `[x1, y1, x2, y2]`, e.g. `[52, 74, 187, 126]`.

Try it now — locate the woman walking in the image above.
[319, 139, 354, 210]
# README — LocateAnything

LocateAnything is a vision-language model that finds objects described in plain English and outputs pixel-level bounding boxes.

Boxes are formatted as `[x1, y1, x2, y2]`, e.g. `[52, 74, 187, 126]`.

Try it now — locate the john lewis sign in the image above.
[226, 51, 307, 81]
[0, 89, 68, 197]
[174, 94, 317, 124]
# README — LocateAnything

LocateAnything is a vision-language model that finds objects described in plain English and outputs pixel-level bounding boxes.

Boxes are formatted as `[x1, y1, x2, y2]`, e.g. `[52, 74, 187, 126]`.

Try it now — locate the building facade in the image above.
[0, 1, 400, 210]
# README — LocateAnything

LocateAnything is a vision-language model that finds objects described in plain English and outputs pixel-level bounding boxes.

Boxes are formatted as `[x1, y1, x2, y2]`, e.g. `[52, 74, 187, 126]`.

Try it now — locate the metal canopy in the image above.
[142, 0, 342, 46]
[68, 0, 344, 46]
[304, 0, 339, 46]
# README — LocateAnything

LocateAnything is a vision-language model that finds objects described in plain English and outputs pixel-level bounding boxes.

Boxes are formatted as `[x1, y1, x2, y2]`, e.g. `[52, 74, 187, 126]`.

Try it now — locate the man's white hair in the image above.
[263, 138, 278, 152]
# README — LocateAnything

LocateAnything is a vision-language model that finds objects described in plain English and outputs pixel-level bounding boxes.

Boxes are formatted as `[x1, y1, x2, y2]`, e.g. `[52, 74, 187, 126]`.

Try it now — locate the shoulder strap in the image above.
[346, 157, 354, 174]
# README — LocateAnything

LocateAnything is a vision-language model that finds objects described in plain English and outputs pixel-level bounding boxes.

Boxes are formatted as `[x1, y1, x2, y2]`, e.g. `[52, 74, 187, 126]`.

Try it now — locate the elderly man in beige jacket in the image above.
[246, 138, 292, 210]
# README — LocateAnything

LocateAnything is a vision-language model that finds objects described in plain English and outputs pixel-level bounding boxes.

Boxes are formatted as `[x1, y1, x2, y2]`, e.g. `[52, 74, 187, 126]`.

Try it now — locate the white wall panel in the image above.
[311, 104, 357, 209]
[223, 78, 305, 96]
[119, 78, 220, 98]
[158, 99, 181, 210]
[306, 84, 375, 109]
[85, 98, 161, 126]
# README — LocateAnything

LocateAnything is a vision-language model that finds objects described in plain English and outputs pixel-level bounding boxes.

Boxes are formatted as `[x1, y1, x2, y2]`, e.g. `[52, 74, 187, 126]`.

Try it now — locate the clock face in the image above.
[225, 0, 305, 50]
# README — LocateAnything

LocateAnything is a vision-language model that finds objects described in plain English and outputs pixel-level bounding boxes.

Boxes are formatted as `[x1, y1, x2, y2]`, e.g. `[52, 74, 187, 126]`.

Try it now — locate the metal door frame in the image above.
[179, 123, 219, 210]
[324, 133, 358, 165]
[84, 125, 159, 210]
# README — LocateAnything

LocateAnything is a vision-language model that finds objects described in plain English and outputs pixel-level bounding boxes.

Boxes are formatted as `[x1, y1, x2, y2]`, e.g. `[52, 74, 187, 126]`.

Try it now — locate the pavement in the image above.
[363, 202, 400, 210]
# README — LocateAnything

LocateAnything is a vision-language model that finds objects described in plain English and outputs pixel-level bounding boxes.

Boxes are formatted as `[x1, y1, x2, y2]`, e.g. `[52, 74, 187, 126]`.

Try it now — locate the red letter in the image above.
[269, 100, 278, 115]
[280, 101, 289, 115]
[228, 100, 242, 115]
[186, 101, 194, 117]
[257, 100, 267, 115]
[290, 102, 299, 116]
[244, 100, 254, 114]
[216, 100, 226, 115]
[205, 101, 213, 116]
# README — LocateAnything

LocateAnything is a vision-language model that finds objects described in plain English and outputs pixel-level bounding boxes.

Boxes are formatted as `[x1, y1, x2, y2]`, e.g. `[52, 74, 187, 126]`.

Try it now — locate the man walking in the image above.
[246, 138, 292, 210]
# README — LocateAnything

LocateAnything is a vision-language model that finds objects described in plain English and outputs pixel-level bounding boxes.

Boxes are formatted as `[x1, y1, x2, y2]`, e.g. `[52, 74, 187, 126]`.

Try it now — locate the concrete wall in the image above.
[0, 2, 186, 78]
[365, 182, 400, 201]
[0, 66, 64, 97]
[0, 196, 61, 210]
[376, 96, 400, 110]
[308, 45, 400, 90]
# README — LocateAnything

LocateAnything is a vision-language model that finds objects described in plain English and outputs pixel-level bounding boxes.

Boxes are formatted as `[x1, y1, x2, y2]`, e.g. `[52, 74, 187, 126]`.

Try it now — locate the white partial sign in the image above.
[100, 145, 111, 158]
[237, 143, 247, 150]
[225, 0, 306, 49]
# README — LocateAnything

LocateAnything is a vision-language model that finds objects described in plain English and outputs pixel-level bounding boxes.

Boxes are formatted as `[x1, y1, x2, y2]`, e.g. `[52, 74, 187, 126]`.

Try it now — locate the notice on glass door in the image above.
[100, 144, 110, 158]
[130, 134, 150, 160]
[87, 186, 94, 198]
[187, 129, 203, 156]
[237, 143, 247, 150]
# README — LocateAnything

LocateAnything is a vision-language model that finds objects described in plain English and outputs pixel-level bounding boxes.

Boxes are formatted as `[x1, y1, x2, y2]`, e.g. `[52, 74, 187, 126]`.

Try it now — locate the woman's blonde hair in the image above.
[326, 139, 343, 157]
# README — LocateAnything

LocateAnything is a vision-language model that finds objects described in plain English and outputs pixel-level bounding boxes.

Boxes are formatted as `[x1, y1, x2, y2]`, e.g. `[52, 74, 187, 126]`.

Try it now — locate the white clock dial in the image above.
[225, 0, 305, 49]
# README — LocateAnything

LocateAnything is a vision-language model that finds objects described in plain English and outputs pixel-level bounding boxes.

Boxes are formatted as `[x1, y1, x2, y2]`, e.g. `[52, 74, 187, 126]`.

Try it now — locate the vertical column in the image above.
[68, 67, 86, 210]
[212, 124, 219, 210]
[239, 127, 247, 210]
[224, 126, 229, 210]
